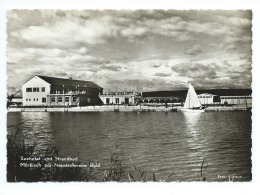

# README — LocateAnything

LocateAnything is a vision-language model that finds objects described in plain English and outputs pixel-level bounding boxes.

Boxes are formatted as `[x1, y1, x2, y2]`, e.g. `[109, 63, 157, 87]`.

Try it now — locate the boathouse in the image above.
[22, 75, 103, 106]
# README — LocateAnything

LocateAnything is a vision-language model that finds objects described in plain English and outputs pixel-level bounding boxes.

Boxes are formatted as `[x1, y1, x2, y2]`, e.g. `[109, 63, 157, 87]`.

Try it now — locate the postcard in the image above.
[1, 1, 260, 195]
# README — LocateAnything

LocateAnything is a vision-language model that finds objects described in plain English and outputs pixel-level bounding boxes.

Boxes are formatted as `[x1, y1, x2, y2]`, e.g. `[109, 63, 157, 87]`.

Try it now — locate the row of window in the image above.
[26, 98, 46, 103]
[198, 97, 251, 99]
[51, 97, 77, 103]
[106, 98, 120, 104]
[26, 87, 45, 92]
[198, 96, 251, 99]
[25, 96, 77, 103]
[50, 88, 97, 94]
[26, 98, 38, 101]
[221, 97, 252, 99]
[198, 96, 212, 98]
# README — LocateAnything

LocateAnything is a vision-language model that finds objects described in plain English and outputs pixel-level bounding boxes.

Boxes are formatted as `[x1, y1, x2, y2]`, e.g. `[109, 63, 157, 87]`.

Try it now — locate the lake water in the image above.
[7, 111, 252, 181]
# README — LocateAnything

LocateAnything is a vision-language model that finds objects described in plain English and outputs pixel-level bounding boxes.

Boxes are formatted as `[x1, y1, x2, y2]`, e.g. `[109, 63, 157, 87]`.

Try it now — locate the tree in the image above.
[7, 90, 21, 108]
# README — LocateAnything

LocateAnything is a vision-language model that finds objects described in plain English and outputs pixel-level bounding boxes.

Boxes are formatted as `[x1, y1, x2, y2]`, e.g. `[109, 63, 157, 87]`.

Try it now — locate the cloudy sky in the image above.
[7, 10, 252, 94]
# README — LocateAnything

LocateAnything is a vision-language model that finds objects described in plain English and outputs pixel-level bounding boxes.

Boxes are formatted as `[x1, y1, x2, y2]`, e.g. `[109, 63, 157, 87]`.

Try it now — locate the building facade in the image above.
[198, 93, 220, 105]
[198, 93, 252, 106]
[99, 91, 142, 105]
[220, 95, 252, 106]
[22, 75, 103, 106]
[142, 96, 183, 103]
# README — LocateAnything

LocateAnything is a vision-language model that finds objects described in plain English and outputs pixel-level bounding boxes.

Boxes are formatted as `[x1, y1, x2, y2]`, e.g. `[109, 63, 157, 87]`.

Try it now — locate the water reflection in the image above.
[182, 112, 204, 151]
[181, 112, 206, 179]
[20, 112, 53, 154]
[183, 112, 203, 132]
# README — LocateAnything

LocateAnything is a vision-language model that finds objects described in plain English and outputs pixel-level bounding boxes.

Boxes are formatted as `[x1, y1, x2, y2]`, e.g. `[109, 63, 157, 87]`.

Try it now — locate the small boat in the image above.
[180, 83, 205, 112]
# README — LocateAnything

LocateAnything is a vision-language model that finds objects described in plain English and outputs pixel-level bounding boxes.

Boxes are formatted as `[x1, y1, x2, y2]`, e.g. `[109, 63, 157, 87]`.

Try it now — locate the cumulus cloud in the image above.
[151, 64, 161, 68]
[9, 10, 246, 48]
[102, 65, 122, 72]
[184, 45, 203, 56]
[171, 60, 251, 89]
[154, 73, 171, 77]
[105, 78, 172, 92]
[7, 10, 252, 92]
[172, 62, 218, 79]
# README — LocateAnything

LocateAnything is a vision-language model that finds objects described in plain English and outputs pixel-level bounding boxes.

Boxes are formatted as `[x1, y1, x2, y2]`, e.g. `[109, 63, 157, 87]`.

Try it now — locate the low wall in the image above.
[205, 105, 251, 112]
[8, 105, 250, 112]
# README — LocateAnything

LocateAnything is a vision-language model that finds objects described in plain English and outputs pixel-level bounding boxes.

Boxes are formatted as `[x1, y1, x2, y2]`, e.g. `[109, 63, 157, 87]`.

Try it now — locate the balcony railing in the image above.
[101, 92, 142, 96]
[50, 90, 91, 95]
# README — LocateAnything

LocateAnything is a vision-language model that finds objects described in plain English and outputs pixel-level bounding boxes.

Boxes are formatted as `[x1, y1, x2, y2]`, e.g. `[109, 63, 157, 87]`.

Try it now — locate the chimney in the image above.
[69, 77, 72, 80]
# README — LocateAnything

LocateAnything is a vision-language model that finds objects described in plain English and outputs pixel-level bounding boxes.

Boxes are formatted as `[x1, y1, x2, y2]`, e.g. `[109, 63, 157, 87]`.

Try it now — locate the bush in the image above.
[7, 122, 44, 182]
[7, 123, 93, 182]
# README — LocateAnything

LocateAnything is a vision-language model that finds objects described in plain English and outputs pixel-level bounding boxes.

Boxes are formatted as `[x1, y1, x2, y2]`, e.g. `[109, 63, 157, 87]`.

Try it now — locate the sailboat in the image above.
[180, 83, 205, 112]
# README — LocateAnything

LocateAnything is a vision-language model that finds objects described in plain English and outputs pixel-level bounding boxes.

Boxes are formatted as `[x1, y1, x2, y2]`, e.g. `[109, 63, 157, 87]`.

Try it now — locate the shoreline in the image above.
[7, 105, 251, 112]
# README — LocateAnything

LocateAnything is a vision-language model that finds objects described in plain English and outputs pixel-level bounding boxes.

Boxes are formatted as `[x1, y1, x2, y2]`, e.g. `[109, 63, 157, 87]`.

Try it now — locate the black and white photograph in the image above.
[5, 9, 253, 183]
[2, 1, 260, 194]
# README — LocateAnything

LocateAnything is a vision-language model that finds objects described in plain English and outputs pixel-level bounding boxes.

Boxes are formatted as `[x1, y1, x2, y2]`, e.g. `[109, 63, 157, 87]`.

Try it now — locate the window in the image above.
[116, 98, 119, 104]
[36, 98, 38, 101]
[51, 97, 56, 102]
[42, 98, 46, 103]
[33, 98, 35, 101]
[73, 97, 77, 102]
[26, 88, 32, 92]
[58, 97, 63, 102]
[29, 99, 31, 101]
[41, 87, 45, 92]
[65, 97, 70, 102]
[26, 99, 28, 101]
[33, 87, 39, 92]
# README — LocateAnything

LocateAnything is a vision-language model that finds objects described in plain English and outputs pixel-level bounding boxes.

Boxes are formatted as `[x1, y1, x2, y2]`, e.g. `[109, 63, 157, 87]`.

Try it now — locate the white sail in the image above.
[183, 83, 202, 109]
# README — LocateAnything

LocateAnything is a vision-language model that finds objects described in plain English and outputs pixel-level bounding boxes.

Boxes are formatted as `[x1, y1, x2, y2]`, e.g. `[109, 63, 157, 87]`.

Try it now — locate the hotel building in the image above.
[22, 75, 103, 106]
